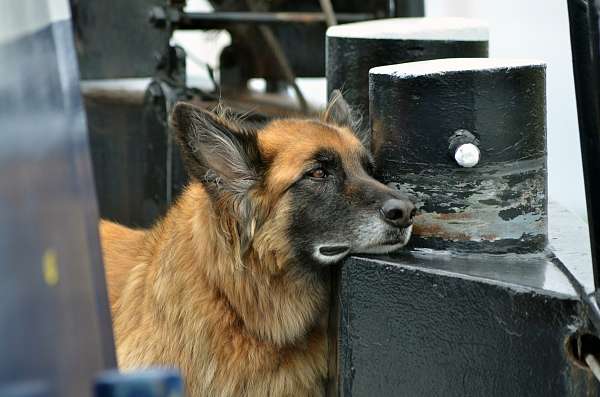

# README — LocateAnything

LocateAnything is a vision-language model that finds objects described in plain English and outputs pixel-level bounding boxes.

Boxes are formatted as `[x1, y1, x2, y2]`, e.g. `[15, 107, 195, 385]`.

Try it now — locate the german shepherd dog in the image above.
[100, 91, 415, 396]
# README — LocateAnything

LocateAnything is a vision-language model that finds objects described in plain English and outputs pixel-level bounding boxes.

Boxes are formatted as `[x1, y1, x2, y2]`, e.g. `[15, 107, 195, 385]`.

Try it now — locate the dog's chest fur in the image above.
[101, 185, 329, 397]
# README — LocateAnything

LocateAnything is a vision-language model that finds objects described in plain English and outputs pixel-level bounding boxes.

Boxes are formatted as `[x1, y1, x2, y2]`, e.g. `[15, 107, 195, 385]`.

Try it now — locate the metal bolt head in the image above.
[454, 143, 480, 168]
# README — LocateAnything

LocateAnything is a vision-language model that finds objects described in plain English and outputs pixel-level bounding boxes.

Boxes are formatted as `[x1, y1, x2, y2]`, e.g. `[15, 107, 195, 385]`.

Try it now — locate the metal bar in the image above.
[566, 0, 600, 289]
[149, 9, 373, 30]
[239, 0, 309, 112]
[318, 0, 338, 27]
[256, 24, 308, 113]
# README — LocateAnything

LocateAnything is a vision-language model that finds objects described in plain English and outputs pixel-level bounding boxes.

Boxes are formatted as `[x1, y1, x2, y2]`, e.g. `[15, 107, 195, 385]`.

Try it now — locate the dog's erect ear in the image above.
[323, 90, 354, 128]
[323, 90, 370, 150]
[170, 102, 263, 198]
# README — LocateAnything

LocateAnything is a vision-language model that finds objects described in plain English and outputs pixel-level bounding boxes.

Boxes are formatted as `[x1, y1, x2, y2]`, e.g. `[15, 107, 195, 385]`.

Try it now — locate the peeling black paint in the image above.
[498, 204, 537, 221]
[370, 61, 548, 253]
[408, 233, 548, 254]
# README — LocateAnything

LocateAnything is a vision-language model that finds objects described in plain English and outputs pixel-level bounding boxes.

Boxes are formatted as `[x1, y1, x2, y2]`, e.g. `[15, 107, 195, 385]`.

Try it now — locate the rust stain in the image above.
[413, 222, 471, 241]
[433, 212, 473, 220]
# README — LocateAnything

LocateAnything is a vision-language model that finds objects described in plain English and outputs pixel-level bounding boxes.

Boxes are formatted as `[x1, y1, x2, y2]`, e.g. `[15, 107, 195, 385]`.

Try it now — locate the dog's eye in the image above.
[308, 168, 327, 179]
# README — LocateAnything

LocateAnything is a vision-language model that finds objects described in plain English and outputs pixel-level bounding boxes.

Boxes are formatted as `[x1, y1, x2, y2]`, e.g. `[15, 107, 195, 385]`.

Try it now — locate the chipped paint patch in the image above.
[386, 157, 547, 253]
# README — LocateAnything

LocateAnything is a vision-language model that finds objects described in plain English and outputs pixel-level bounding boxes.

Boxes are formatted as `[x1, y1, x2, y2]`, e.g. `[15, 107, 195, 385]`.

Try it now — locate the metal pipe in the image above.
[567, 0, 600, 289]
[318, 0, 338, 27]
[149, 8, 372, 30]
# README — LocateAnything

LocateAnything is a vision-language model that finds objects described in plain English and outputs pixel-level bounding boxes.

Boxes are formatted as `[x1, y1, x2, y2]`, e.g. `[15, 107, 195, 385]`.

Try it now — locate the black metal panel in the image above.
[83, 80, 189, 228]
[326, 22, 488, 130]
[335, 252, 596, 396]
[84, 86, 152, 227]
[71, 0, 170, 79]
[0, 10, 115, 397]
[369, 60, 547, 253]
[567, 0, 600, 289]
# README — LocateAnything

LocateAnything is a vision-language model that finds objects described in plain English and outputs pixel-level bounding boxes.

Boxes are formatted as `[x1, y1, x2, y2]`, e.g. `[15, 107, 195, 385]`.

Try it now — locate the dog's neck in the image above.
[152, 183, 329, 347]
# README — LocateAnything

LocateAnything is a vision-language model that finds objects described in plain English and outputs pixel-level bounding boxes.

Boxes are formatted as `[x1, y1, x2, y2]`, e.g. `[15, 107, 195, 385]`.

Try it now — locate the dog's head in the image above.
[171, 92, 415, 269]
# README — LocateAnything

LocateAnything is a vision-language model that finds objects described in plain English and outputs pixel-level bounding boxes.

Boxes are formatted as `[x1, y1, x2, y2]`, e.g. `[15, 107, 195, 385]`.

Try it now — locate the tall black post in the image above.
[326, 17, 489, 132]
[567, 0, 600, 290]
[326, 19, 487, 396]
[370, 58, 548, 254]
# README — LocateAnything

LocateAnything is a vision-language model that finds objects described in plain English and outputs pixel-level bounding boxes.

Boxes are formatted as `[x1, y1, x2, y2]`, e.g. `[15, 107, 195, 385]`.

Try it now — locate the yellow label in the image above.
[42, 249, 59, 286]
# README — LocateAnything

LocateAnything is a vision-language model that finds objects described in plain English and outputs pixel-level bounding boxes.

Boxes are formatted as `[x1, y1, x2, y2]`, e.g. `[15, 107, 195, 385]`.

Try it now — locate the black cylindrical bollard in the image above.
[326, 17, 489, 132]
[369, 58, 548, 254]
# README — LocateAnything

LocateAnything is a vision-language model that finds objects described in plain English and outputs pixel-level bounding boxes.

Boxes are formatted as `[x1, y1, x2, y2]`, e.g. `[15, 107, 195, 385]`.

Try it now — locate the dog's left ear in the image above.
[323, 90, 369, 149]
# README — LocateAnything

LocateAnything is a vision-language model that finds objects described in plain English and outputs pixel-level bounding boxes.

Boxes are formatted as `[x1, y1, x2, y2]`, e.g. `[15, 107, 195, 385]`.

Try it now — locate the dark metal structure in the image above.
[567, 0, 600, 289]
[209, 0, 425, 87]
[326, 17, 600, 397]
[0, 2, 186, 396]
[0, 2, 115, 395]
[78, 0, 426, 228]
[71, 0, 170, 79]
[370, 59, 547, 253]
[326, 17, 489, 132]
[331, 58, 596, 396]
[336, 249, 594, 396]
[148, 10, 374, 29]
[72, 0, 424, 82]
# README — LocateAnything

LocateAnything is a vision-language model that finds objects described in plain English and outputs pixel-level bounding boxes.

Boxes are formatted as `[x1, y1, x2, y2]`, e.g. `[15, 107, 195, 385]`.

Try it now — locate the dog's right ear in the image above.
[324, 90, 369, 150]
[170, 102, 263, 198]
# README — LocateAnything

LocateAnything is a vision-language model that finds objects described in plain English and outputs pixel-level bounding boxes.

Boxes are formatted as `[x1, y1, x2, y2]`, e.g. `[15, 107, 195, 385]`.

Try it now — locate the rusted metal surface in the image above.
[370, 59, 547, 254]
[392, 157, 547, 253]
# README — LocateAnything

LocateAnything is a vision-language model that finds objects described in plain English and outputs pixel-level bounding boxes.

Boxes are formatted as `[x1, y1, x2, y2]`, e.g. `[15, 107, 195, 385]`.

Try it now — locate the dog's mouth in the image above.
[315, 225, 413, 264]
[319, 245, 351, 257]
[354, 224, 413, 255]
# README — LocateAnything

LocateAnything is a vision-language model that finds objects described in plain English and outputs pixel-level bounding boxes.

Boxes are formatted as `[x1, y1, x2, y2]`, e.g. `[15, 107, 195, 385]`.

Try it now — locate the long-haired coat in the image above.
[100, 92, 415, 396]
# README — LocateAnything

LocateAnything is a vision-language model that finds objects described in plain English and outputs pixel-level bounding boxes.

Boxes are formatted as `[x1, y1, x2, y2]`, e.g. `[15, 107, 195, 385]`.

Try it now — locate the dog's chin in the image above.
[313, 225, 412, 265]
[353, 224, 413, 255]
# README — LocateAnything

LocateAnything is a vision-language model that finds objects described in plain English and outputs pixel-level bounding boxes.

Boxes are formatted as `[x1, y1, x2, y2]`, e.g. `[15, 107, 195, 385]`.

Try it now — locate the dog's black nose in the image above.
[381, 198, 416, 227]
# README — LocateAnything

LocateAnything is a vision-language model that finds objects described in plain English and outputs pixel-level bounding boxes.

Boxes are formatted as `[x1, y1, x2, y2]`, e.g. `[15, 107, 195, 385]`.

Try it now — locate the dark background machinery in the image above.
[71, 0, 425, 228]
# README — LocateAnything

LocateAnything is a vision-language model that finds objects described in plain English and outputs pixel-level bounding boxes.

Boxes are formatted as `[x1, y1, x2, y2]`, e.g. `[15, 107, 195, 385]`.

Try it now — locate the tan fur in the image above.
[101, 118, 365, 396]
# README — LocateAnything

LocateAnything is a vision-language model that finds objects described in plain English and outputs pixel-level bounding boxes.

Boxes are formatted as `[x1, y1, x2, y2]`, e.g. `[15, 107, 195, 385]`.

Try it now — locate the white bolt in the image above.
[454, 143, 480, 168]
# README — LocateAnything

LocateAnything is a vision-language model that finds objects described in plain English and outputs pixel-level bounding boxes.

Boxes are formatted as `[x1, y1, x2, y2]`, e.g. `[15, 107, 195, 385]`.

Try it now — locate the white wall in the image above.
[426, 0, 587, 220]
